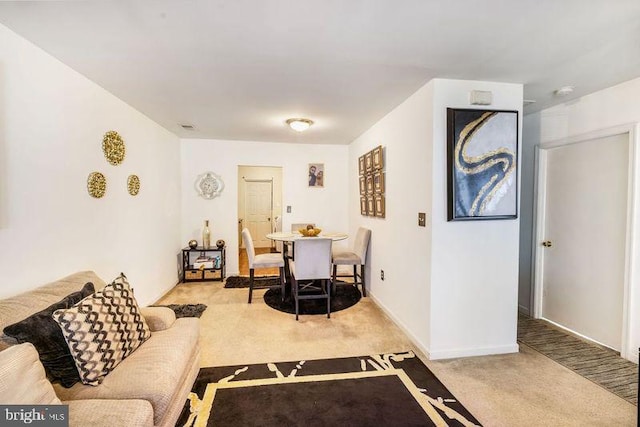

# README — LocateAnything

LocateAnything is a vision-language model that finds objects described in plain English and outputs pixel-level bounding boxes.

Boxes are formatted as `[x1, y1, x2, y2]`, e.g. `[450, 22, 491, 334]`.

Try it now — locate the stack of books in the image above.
[193, 256, 215, 269]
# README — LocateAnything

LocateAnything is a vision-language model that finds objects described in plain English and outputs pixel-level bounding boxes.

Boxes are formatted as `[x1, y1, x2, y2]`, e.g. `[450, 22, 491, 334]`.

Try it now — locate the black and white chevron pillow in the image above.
[53, 273, 151, 386]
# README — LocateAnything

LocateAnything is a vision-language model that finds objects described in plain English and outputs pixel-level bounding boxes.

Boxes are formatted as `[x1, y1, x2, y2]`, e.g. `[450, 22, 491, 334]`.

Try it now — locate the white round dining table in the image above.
[266, 231, 348, 242]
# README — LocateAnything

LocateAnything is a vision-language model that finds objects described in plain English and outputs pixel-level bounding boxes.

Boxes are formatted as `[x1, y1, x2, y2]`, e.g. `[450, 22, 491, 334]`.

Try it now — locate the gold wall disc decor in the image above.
[127, 174, 140, 196]
[87, 172, 107, 198]
[102, 130, 125, 165]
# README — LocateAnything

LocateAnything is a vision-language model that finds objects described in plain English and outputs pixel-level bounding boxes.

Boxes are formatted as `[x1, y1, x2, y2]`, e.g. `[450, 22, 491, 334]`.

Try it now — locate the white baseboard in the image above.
[427, 344, 520, 360]
[367, 290, 430, 359]
[518, 304, 530, 316]
[368, 290, 520, 360]
[539, 317, 639, 363]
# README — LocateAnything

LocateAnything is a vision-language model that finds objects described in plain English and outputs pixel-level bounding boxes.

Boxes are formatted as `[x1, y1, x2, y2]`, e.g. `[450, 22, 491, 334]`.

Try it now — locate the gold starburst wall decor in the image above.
[102, 130, 125, 165]
[87, 172, 107, 198]
[127, 175, 140, 196]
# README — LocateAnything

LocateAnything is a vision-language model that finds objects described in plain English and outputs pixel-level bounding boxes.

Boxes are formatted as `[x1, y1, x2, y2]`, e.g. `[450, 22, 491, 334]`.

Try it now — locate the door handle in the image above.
[542, 241, 553, 248]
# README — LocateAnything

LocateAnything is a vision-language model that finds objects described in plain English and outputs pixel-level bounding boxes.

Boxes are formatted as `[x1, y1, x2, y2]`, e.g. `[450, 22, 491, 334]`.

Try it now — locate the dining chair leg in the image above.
[279, 267, 286, 301]
[332, 265, 337, 293]
[293, 277, 299, 321]
[360, 264, 366, 297]
[327, 279, 331, 319]
[248, 269, 255, 303]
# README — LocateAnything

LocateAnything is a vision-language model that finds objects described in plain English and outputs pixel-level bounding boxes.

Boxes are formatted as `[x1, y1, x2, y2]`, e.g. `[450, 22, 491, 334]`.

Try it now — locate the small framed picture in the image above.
[360, 196, 367, 215]
[308, 163, 324, 187]
[372, 146, 383, 170]
[374, 194, 385, 218]
[358, 155, 365, 176]
[365, 174, 374, 194]
[365, 151, 373, 172]
[366, 195, 376, 216]
[359, 176, 366, 195]
[373, 171, 385, 194]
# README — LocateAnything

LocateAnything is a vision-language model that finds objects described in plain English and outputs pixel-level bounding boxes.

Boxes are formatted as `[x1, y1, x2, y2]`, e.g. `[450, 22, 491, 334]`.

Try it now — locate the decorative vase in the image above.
[202, 220, 211, 249]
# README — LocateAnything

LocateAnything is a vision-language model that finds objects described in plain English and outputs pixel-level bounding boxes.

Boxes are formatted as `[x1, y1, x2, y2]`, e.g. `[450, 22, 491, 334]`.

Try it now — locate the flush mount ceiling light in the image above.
[554, 86, 575, 97]
[286, 118, 314, 132]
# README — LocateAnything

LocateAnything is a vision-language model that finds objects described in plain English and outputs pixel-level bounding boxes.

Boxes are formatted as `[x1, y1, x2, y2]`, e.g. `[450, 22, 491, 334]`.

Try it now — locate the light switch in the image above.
[418, 212, 426, 227]
[286, 206, 292, 213]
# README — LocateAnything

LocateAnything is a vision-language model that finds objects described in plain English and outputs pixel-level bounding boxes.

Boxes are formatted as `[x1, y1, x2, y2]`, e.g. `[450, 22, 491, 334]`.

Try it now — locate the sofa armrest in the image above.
[140, 307, 176, 331]
[66, 399, 153, 427]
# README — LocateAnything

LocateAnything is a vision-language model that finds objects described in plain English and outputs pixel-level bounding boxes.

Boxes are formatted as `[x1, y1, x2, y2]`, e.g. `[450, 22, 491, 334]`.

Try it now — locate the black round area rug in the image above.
[264, 284, 361, 315]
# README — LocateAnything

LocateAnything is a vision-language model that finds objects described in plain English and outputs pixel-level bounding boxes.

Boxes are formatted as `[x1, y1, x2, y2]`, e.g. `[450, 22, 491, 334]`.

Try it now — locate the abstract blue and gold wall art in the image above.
[447, 108, 518, 221]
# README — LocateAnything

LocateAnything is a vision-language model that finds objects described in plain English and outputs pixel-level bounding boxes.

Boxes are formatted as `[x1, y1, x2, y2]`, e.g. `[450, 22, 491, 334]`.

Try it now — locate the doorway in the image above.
[237, 166, 283, 266]
[532, 125, 637, 360]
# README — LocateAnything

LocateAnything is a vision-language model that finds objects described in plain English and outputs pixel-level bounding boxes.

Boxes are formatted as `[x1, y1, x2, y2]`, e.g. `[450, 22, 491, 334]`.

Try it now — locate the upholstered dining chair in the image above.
[241, 228, 285, 303]
[289, 237, 333, 320]
[332, 227, 371, 297]
[285, 223, 316, 259]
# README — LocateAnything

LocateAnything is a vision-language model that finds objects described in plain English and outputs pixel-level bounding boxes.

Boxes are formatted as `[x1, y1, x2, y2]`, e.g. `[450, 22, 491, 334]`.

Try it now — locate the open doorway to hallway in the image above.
[237, 165, 283, 275]
[530, 126, 637, 362]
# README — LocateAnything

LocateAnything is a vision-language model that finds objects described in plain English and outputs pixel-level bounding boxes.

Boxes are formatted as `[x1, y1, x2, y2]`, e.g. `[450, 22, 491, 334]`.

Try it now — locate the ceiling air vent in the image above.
[180, 124, 195, 130]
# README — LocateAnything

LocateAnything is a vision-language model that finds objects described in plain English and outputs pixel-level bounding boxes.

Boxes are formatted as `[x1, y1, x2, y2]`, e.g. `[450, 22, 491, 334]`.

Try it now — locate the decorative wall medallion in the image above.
[127, 174, 140, 196]
[102, 130, 126, 166]
[87, 172, 107, 198]
[195, 172, 224, 199]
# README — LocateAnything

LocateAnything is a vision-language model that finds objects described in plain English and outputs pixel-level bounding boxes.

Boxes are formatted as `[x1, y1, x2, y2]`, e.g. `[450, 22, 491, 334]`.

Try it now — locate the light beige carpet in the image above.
[157, 281, 636, 426]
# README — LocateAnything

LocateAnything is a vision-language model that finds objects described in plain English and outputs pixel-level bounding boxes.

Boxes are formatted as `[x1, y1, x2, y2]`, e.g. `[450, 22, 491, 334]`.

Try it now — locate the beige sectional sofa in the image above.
[0, 271, 200, 427]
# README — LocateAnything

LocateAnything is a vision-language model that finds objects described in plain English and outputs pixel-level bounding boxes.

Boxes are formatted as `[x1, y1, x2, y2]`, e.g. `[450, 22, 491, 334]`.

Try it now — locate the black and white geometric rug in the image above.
[176, 351, 481, 426]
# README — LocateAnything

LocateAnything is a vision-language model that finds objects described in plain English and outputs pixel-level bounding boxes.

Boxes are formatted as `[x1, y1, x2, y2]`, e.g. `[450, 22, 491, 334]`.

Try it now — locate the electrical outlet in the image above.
[380, 270, 385, 280]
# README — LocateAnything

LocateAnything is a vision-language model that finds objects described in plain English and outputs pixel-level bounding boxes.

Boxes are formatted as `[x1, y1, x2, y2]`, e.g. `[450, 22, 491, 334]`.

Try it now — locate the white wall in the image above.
[518, 111, 541, 315]
[351, 78, 523, 359]
[430, 79, 523, 358]
[349, 79, 522, 359]
[0, 24, 181, 305]
[181, 139, 349, 276]
[349, 82, 435, 352]
[530, 75, 640, 362]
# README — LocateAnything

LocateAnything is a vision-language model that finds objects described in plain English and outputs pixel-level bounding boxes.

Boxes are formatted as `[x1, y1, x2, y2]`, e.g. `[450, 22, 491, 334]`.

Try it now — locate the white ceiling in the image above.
[1, 1, 639, 144]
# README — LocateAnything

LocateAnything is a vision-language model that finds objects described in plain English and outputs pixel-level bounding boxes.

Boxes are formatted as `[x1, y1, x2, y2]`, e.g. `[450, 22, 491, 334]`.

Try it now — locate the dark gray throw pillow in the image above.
[3, 282, 95, 388]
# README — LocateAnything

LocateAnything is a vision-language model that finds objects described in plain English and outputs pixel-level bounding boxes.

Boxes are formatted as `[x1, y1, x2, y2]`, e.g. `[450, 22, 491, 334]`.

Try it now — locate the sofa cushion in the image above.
[0, 343, 62, 404]
[3, 282, 95, 388]
[53, 273, 151, 386]
[139, 306, 176, 332]
[54, 317, 200, 426]
[0, 271, 107, 351]
[67, 399, 154, 427]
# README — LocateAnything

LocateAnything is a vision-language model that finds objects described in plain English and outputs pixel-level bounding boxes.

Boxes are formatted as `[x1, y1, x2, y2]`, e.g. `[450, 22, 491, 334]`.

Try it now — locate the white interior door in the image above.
[540, 134, 628, 350]
[245, 181, 273, 248]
